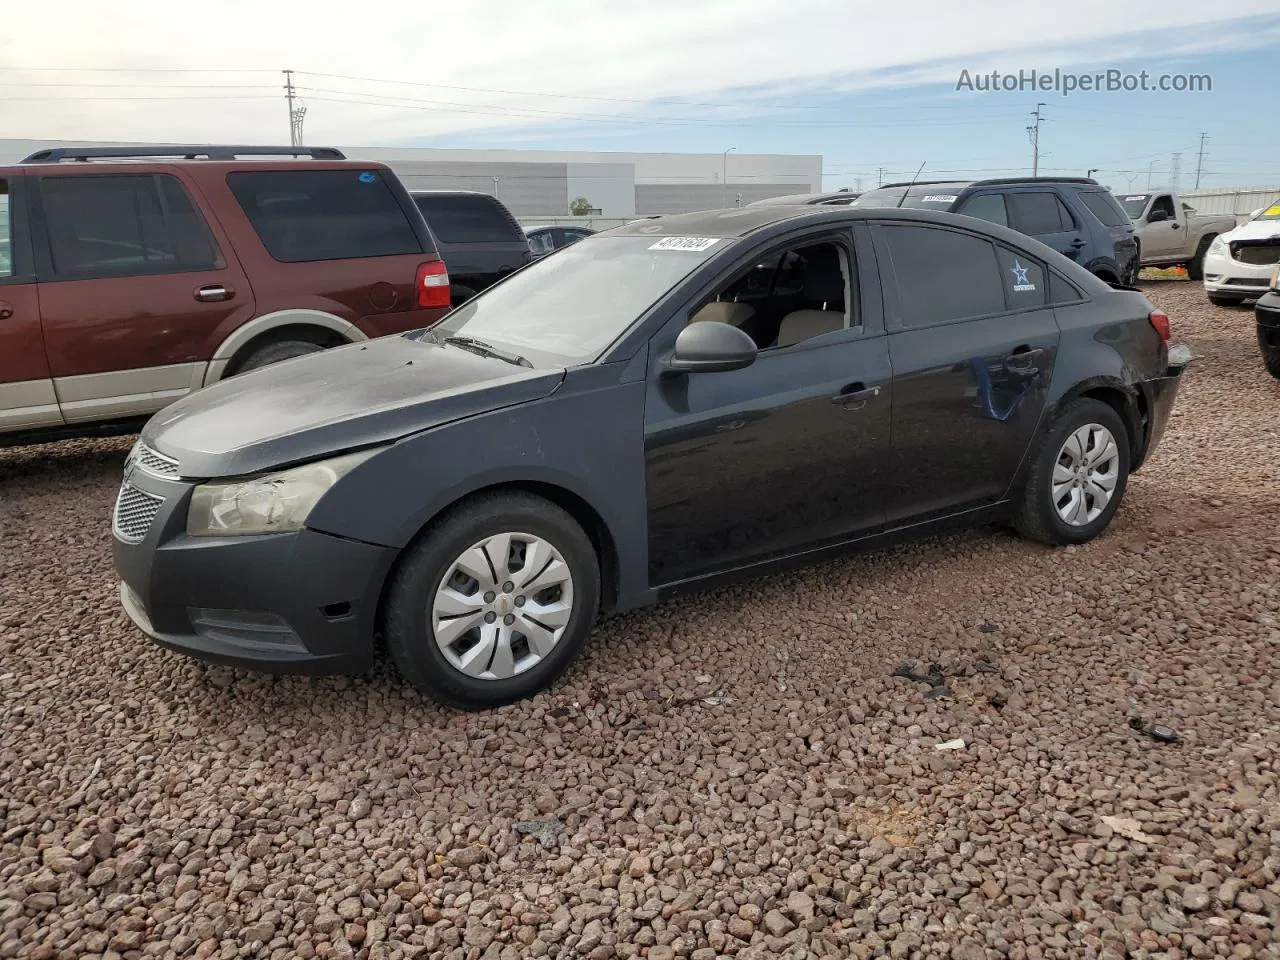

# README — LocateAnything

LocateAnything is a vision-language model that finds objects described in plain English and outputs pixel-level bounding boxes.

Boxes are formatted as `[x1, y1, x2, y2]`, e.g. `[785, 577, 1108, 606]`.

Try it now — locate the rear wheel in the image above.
[231, 338, 327, 375]
[385, 493, 600, 709]
[1014, 398, 1130, 546]
[1208, 293, 1246, 307]
[1186, 236, 1214, 281]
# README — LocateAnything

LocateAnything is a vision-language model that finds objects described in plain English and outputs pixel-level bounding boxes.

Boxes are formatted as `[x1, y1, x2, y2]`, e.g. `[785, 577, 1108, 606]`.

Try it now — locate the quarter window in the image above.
[881, 225, 1005, 327]
[1007, 192, 1074, 236]
[39, 174, 221, 280]
[956, 193, 1009, 227]
[0, 180, 12, 278]
[228, 169, 423, 263]
[1049, 272, 1085, 304]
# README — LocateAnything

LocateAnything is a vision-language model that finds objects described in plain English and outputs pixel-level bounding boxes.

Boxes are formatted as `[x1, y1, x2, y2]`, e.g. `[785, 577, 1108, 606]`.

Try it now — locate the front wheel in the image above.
[1014, 398, 1131, 545]
[1260, 335, 1280, 380]
[384, 493, 600, 709]
[1186, 236, 1214, 281]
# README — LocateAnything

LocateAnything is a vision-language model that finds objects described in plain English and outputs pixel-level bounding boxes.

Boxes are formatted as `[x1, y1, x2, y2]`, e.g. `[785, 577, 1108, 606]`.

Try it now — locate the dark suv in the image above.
[855, 177, 1139, 285]
[1, 145, 451, 446]
[410, 191, 533, 306]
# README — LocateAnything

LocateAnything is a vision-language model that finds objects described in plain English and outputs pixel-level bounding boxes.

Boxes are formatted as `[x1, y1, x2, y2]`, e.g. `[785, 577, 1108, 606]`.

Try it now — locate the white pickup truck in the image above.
[1118, 191, 1238, 280]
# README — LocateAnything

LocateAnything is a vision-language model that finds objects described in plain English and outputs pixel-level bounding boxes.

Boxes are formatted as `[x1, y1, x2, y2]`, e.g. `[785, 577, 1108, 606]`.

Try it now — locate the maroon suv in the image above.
[0, 145, 451, 445]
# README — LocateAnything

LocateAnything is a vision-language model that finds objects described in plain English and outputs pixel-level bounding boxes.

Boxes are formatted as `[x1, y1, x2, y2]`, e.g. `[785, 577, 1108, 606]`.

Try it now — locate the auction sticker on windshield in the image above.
[921, 195, 958, 203]
[649, 237, 721, 252]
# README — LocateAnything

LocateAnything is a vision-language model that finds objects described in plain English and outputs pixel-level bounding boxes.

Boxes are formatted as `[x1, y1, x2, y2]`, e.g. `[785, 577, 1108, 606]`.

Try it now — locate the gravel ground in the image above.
[2, 279, 1278, 960]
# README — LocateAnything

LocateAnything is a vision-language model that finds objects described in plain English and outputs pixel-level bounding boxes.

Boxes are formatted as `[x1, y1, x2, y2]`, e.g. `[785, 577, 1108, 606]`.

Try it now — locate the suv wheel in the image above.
[1260, 334, 1280, 380]
[1186, 236, 1214, 281]
[385, 492, 600, 709]
[1014, 398, 1130, 546]
[233, 338, 327, 375]
[1208, 293, 1245, 307]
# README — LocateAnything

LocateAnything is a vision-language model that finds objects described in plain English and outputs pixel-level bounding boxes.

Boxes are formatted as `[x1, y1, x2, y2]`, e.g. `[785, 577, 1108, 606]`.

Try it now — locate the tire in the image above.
[1260, 337, 1280, 380]
[1208, 293, 1246, 307]
[1014, 398, 1131, 546]
[1186, 236, 1214, 281]
[232, 338, 327, 375]
[385, 492, 600, 709]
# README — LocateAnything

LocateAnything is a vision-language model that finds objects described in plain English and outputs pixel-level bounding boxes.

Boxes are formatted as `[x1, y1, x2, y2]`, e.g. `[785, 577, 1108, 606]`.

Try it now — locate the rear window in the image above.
[1078, 191, 1130, 227]
[227, 169, 423, 263]
[413, 193, 523, 244]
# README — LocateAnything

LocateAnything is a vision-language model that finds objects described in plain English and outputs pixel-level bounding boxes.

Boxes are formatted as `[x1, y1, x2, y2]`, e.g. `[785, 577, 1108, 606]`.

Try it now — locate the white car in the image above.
[1203, 198, 1280, 306]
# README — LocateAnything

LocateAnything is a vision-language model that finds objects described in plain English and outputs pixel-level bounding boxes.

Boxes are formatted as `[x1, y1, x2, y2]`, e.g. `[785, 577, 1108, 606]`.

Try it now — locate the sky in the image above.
[3, 0, 1280, 191]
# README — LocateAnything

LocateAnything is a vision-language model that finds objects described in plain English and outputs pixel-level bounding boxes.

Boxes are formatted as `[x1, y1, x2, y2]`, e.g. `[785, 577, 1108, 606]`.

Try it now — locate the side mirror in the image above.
[666, 321, 758, 374]
[1147, 209, 1169, 223]
[1249, 207, 1264, 219]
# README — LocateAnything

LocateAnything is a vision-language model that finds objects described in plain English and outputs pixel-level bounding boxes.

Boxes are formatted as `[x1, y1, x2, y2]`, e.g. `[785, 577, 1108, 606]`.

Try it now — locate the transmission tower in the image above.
[1169, 152, 1182, 192]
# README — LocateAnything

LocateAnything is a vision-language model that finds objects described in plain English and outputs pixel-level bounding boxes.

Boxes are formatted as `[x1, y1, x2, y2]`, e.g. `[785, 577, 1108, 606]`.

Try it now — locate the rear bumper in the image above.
[1134, 344, 1191, 470]
[357, 307, 449, 338]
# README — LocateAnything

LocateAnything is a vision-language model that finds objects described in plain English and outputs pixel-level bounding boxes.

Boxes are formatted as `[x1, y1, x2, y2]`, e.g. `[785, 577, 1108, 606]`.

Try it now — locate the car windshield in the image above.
[1119, 194, 1151, 218]
[421, 234, 727, 367]
[1255, 198, 1280, 221]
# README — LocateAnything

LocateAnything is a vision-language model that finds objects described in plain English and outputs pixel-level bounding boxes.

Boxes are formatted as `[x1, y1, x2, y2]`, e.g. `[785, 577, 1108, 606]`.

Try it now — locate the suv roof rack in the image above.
[21, 145, 347, 163]
[969, 176, 1099, 186]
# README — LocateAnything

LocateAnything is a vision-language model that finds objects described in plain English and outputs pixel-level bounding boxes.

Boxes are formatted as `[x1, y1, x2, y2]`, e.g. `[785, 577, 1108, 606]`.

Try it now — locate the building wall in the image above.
[636, 182, 825, 214]
[389, 160, 568, 217]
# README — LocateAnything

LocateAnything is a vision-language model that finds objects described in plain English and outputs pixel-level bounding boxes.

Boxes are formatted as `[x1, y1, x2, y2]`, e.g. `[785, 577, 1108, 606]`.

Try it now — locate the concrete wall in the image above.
[1181, 185, 1280, 222]
[389, 160, 568, 217]
[636, 182, 824, 214]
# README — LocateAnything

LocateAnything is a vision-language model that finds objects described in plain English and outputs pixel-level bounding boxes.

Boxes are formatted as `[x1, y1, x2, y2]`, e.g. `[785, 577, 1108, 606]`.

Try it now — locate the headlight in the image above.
[1208, 235, 1227, 256]
[187, 447, 383, 536]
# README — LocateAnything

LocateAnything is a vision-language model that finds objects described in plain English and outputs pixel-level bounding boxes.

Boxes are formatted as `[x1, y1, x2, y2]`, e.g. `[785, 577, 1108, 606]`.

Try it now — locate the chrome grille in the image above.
[113, 483, 164, 543]
[130, 442, 180, 479]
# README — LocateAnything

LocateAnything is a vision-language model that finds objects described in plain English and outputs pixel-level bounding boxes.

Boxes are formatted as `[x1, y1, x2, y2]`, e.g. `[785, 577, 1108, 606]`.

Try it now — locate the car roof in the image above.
[410, 190, 501, 198]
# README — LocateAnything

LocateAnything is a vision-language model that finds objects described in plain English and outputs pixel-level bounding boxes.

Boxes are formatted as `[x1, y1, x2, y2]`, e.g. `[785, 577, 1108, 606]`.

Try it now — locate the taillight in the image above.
[416, 260, 451, 310]
[1149, 309, 1171, 344]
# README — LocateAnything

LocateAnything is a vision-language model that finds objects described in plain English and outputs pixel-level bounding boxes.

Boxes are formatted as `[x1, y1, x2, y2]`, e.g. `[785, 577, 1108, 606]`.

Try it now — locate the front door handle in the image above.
[194, 284, 234, 303]
[1069, 237, 1087, 248]
[0, 302, 12, 321]
[831, 383, 881, 410]
[1170, 222, 1181, 230]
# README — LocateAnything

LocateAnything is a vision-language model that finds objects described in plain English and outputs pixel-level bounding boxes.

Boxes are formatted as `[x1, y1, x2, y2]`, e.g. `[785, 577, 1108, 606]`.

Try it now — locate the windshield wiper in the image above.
[442, 335, 532, 368]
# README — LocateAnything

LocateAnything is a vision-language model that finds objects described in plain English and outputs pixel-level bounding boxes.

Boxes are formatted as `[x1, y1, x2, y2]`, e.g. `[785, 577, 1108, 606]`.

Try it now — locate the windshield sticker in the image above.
[1009, 260, 1037, 293]
[1124, 195, 1146, 202]
[921, 194, 958, 203]
[1264, 204, 1280, 217]
[649, 236, 721, 252]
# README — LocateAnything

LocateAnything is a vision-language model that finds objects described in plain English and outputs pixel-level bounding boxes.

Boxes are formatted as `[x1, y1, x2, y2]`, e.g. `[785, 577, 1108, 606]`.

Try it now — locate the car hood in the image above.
[143, 334, 565, 479]
[1223, 219, 1280, 242]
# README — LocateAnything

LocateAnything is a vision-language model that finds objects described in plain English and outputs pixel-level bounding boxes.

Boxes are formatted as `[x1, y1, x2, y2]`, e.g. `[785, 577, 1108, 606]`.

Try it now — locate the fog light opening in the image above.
[321, 601, 354, 620]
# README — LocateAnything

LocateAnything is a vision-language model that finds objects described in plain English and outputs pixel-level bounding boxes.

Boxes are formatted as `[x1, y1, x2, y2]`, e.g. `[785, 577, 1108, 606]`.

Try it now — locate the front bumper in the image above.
[111, 466, 396, 674]
[1257, 290, 1280, 349]
[1134, 344, 1192, 471]
[1203, 250, 1274, 297]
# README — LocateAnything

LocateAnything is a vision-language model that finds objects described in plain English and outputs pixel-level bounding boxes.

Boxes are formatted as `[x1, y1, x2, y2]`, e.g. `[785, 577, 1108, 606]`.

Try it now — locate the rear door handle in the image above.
[831, 383, 881, 410]
[194, 284, 233, 303]
[1005, 345, 1046, 369]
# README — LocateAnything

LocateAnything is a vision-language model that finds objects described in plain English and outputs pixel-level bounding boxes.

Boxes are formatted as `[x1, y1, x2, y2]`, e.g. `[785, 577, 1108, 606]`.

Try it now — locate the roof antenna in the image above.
[898, 161, 926, 207]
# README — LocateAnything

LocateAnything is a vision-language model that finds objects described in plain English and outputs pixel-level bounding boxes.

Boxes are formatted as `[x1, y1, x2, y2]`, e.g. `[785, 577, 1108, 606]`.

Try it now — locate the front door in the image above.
[0, 173, 61, 433]
[643, 230, 893, 586]
[1140, 194, 1182, 260]
[873, 221, 1060, 523]
[31, 170, 255, 424]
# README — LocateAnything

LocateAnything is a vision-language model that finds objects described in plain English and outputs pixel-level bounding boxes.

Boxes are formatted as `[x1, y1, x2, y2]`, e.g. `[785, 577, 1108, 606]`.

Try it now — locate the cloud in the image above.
[2, 0, 1276, 145]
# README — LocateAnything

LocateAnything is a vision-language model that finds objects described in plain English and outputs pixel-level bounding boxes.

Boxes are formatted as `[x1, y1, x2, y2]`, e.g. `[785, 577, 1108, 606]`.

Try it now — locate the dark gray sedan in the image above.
[111, 205, 1188, 708]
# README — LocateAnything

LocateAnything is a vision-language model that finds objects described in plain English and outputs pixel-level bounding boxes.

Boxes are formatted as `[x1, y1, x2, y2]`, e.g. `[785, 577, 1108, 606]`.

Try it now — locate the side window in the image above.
[39, 174, 221, 280]
[689, 240, 855, 350]
[956, 192, 1009, 227]
[1007, 192, 1070, 236]
[1049, 272, 1085, 304]
[0, 180, 11, 278]
[1053, 195, 1076, 231]
[1150, 195, 1176, 219]
[528, 232, 555, 254]
[228, 169, 423, 263]
[881, 225, 1005, 327]
[1078, 191, 1128, 227]
[995, 246, 1046, 308]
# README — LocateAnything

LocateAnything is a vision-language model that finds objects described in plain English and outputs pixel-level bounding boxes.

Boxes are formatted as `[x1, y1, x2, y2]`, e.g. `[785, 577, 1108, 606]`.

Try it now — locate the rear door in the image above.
[0, 173, 62, 433]
[31, 170, 255, 424]
[1007, 190, 1087, 262]
[873, 221, 1060, 523]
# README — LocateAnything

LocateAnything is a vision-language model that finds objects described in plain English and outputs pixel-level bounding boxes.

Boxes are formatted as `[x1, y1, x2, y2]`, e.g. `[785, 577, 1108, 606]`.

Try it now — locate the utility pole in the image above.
[283, 69, 305, 146]
[1194, 132, 1209, 188]
[1026, 102, 1046, 176]
[721, 147, 736, 208]
[877, 166, 885, 187]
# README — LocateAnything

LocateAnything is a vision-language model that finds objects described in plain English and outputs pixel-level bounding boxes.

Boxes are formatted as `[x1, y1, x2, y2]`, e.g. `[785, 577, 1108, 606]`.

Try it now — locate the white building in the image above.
[0, 140, 823, 218]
